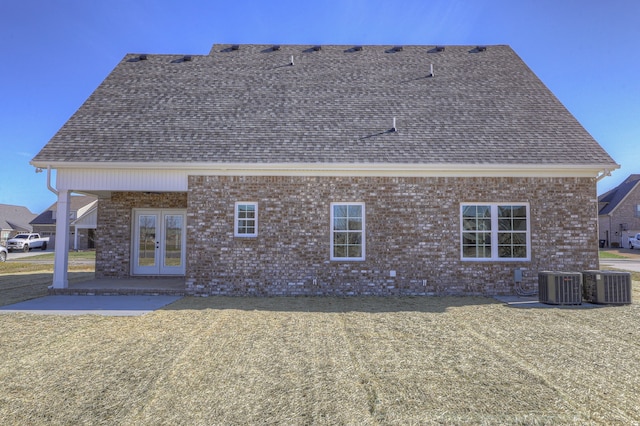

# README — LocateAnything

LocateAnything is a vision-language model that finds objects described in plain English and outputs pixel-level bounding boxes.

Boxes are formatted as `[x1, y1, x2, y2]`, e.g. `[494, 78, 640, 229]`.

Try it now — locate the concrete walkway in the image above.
[0, 295, 182, 316]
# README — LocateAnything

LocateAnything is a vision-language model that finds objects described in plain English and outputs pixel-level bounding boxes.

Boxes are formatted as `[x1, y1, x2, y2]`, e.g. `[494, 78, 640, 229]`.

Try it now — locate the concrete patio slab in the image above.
[494, 295, 605, 309]
[0, 295, 183, 316]
[48, 277, 186, 296]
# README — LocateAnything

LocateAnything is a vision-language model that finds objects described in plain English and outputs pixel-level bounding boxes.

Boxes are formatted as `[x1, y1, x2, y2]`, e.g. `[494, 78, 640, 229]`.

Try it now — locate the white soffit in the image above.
[51, 163, 617, 193]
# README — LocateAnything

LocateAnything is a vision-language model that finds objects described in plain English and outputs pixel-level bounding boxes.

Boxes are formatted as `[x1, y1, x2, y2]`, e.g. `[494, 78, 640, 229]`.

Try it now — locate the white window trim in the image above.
[460, 203, 531, 262]
[234, 202, 258, 238]
[330, 202, 366, 261]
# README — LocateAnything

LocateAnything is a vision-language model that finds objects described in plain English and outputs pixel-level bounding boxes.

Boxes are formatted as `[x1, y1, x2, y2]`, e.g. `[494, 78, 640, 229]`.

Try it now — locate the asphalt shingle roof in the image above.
[33, 44, 617, 167]
[599, 174, 640, 215]
[0, 204, 36, 232]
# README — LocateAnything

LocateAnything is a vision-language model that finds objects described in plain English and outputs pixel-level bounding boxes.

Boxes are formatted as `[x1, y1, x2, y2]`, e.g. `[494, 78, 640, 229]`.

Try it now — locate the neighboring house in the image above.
[31, 44, 618, 295]
[0, 204, 36, 245]
[598, 174, 640, 248]
[30, 196, 98, 250]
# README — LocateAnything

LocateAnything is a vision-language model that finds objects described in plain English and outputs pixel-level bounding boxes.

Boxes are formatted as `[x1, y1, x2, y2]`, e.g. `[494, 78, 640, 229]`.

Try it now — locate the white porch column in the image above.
[52, 190, 71, 288]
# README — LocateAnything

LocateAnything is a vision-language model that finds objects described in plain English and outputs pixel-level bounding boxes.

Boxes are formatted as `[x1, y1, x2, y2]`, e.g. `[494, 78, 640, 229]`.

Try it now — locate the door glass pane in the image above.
[138, 215, 156, 267]
[164, 214, 183, 268]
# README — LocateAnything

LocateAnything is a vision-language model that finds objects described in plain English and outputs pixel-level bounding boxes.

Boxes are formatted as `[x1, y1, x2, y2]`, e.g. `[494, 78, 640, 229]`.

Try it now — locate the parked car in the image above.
[629, 233, 640, 249]
[0, 245, 7, 262]
[6, 233, 49, 252]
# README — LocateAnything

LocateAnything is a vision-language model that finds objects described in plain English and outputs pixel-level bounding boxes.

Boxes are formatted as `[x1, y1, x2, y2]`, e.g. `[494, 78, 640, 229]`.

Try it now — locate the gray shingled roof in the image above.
[33, 44, 616, 167]
[0, 204, 36, 232]
[599, 174, 640, 215]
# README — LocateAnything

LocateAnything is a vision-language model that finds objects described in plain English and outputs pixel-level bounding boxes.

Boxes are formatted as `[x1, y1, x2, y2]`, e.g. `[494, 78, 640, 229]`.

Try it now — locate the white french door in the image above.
[133, 209, 186, 275]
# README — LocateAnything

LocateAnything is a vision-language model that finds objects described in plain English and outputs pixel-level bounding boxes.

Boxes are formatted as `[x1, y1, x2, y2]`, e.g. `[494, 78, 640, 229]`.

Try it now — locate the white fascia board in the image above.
[33, 161, 619, 178]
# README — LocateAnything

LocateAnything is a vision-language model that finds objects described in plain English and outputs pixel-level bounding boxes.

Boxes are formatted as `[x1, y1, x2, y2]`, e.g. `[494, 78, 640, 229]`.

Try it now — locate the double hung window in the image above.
[331, 203, 365, 261]
[461, 203, 529, 261]
[235, 202, 258, 237]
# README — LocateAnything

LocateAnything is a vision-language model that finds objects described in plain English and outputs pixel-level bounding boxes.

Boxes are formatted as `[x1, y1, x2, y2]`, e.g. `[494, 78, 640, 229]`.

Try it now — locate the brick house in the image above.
[31, 44, 618, 295]
[598, 174, 640, 248]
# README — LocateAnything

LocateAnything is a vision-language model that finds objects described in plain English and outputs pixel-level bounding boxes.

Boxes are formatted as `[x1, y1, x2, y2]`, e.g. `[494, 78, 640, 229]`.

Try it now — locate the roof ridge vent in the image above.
[435, 45, 445, 52]
[231, 44, 239, 51]
[476, 45, 487, 52]
[312, 45, 322, 51]
[392, 45, 403, 52]
[128, 54, 148, 62]
[183, 55, 192, 61]
[271, 45, 281, 51]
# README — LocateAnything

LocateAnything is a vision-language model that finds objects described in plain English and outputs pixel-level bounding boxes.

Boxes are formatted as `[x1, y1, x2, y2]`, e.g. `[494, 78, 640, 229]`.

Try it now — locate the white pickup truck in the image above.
[6, 233, 49, 252]
[629, 233, 640, 249]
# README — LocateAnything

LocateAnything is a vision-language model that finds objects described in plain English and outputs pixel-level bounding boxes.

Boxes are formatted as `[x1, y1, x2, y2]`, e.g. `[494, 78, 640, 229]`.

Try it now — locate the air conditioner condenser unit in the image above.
[582, 271, 632, 305]
[538, 271, 582, 305]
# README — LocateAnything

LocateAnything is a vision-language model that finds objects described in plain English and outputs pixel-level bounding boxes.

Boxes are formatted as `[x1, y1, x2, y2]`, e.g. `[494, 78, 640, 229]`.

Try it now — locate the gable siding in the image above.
[57, 168, 188, 192]
[184, 175, 597, 296]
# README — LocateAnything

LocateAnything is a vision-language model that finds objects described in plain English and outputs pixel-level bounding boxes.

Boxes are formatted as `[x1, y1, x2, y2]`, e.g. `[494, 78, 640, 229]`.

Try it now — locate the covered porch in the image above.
[34, 164, 190, 290]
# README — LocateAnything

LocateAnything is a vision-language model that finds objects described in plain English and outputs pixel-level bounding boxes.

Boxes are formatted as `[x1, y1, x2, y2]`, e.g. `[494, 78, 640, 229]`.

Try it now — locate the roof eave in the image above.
[31, 160, 619, 178]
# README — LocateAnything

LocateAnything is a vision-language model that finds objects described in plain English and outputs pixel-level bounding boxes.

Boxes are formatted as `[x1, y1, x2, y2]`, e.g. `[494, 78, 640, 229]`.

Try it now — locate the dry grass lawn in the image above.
[0, 251, 95, 305]
[0, 271, 95, 306]
[1, 281, 640, 424]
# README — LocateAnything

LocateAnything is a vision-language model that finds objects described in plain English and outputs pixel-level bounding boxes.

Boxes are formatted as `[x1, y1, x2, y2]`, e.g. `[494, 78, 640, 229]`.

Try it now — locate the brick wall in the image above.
[186, 175, 599, 296]
[95, 192, 187, 278]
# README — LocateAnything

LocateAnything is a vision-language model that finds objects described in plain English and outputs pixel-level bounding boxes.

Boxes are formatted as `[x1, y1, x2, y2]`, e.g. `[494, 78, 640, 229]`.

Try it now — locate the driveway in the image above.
[600, 248, 640, 273]
[4, 248, 54, 260]
[600, 259, 640, 273]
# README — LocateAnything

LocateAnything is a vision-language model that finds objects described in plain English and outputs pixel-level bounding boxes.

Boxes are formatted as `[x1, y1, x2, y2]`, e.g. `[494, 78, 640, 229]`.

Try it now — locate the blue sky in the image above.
[1, 0, 639, 213]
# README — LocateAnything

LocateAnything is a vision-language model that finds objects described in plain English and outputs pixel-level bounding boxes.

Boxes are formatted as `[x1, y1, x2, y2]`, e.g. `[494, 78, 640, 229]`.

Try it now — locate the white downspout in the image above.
[46, 166, 58, 196]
